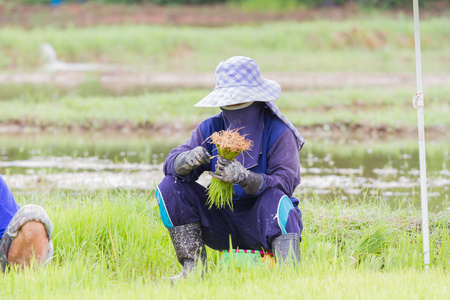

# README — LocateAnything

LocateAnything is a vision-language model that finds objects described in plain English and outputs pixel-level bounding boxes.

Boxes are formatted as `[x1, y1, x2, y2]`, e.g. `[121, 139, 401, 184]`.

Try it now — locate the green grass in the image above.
[1, 17, 450, 73]
[0, 190, 449, 299]
[1, 85, 449, 130]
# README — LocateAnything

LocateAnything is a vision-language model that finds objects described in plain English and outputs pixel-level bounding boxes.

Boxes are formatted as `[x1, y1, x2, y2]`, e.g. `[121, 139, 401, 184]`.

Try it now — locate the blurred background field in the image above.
[0, 1, 449, 299]
[1, 15, 450, 72]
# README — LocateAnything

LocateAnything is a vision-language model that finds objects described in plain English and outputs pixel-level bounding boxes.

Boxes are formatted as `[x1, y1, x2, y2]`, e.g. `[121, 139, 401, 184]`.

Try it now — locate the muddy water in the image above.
[1, 133, 449, 212]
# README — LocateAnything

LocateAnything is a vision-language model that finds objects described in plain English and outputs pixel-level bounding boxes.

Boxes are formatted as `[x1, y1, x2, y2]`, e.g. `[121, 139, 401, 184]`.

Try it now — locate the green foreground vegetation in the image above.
[0, 191, 449, 299]
[1, 17, 450, 73]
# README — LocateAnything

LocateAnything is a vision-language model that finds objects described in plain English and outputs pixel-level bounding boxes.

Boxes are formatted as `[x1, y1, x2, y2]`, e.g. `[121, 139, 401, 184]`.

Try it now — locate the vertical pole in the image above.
[412, 0, 430, 271]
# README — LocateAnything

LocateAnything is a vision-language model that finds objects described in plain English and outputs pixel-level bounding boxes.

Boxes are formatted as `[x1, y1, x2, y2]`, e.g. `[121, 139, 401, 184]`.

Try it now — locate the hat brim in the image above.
[194, 78, 281, 108]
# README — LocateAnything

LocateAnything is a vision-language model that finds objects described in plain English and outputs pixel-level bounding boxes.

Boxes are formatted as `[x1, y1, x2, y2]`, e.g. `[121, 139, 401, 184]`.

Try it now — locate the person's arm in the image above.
[163, 126, 211, 182]
[257, 129, 301, 196]
[210, 157, 263, 194]
[210, 129, 300, 196]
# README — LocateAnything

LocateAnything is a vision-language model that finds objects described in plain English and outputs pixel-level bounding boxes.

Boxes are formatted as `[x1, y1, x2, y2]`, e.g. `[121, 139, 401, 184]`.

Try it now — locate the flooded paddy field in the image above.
[1, 132, 449, 213]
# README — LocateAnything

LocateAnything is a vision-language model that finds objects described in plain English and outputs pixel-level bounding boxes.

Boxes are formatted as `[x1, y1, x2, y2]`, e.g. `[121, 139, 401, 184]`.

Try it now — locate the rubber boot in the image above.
[168, 222, 206, 282]
[271, 233, 301, 265]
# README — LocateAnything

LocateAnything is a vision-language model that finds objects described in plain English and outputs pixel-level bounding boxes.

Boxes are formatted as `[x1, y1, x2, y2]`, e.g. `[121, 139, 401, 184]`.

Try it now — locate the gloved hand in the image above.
[210, 157, 264, 195]
[174, 146, 211, 175]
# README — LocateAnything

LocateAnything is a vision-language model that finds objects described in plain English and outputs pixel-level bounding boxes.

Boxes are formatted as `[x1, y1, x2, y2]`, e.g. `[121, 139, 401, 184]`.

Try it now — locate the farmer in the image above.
[156, 56, 304, 280]
[0, 174, 53, 272]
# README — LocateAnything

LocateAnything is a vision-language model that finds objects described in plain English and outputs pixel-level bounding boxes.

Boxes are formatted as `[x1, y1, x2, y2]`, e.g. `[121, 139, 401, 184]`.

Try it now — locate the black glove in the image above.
[209, 157, 264, 195]
[173, 146, 211, 175]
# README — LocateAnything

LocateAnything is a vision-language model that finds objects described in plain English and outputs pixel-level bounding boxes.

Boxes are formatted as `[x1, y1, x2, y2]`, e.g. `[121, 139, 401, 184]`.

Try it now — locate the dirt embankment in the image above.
[1, 117, 448, 142]
[1, 3, 450, 28]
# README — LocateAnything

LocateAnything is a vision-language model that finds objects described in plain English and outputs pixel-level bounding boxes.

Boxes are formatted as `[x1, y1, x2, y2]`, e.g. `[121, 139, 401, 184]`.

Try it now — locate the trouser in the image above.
[156, 175, 302, 251]
[0, 204, 54, 272]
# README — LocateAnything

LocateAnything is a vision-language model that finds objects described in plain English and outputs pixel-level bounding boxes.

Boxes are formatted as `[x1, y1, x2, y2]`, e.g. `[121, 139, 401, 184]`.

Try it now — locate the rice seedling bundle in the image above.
[350, 221, 394, 265]
[206, 128, 253, 210]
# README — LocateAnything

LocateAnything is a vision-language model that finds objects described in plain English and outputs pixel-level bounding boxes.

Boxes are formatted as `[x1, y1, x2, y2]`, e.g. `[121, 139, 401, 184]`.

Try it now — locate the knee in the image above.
[258, 189, 302, 234]
[157, 175, 201, 201]
[158, 175, 179, 192]
[259, 188, 286, 203]
[13, 204, 53, 239]
[156, 175, 179, 204]
[8, 221, 50, 267]
[18, 221, 49, 243]
[6, 205, 53, 268]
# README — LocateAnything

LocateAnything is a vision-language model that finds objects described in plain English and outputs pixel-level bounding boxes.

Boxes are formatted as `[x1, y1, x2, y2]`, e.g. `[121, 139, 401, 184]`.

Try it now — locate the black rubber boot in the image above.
[271, 233, 301, 265]
[168, 222, 206, 282]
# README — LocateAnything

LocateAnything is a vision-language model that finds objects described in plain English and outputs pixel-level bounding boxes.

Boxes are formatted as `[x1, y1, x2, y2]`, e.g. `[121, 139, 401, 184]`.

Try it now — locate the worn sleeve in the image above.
[256, 129, 301, 196]
[163, 125, 211, 182]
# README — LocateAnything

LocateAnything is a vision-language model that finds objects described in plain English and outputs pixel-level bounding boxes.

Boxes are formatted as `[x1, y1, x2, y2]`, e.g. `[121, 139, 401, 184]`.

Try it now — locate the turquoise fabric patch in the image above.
[155, 187, 173, 229]
[278, 195, 294, 234]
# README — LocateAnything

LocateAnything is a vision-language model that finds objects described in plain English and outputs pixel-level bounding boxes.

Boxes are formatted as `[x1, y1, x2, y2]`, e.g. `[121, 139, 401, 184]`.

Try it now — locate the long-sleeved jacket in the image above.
[163, 107, 301, 206]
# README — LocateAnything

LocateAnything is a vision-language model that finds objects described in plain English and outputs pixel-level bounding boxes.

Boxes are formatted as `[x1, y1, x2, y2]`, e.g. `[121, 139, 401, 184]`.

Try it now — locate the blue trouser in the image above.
[156, 175, 303, 251]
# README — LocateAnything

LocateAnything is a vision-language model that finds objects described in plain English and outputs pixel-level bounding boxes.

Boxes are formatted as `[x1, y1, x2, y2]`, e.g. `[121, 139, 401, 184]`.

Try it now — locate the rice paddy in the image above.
[0, 5, 449, 299]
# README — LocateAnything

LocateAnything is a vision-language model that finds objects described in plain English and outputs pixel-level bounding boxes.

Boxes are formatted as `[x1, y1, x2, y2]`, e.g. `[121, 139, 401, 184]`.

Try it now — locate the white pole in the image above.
[412, 0, 430, 271]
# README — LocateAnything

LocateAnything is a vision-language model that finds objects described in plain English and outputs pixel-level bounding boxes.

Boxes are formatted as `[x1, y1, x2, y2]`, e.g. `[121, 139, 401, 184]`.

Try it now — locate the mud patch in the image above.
[1, 119, 448, 142]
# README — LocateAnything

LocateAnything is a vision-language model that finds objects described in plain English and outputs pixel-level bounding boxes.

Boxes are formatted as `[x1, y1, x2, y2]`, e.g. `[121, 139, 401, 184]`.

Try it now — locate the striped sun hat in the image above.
[194, 56, 281, 107]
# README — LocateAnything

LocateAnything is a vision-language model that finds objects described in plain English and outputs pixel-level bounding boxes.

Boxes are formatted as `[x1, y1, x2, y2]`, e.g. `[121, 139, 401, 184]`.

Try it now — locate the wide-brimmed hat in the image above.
[194, 56, 281, 107]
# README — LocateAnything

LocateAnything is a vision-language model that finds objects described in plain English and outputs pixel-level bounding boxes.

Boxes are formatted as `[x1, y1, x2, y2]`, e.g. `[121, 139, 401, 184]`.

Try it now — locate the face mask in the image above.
[220, 102, 264, 169]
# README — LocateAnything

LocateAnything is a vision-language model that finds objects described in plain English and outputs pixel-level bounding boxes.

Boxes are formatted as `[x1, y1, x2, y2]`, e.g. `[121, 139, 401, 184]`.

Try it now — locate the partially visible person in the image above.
[0, 174, 53, 272]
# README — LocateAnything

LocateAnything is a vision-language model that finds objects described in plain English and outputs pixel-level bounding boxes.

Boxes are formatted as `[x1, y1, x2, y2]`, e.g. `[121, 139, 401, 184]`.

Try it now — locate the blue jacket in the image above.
[0, 175, 19, 239]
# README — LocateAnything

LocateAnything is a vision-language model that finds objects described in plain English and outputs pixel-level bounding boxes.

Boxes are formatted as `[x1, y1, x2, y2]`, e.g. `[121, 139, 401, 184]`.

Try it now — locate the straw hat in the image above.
[194, 56, 281, 107]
